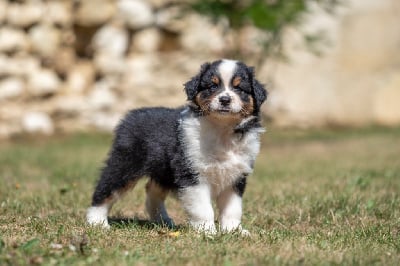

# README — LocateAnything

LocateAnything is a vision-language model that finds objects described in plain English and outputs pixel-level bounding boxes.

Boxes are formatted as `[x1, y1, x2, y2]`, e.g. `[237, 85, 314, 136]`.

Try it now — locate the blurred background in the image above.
[0, 0, 399, 139]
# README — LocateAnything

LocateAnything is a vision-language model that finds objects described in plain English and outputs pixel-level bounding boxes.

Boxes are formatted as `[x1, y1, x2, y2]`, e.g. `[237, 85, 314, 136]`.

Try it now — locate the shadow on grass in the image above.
[108, 217, 183, 230]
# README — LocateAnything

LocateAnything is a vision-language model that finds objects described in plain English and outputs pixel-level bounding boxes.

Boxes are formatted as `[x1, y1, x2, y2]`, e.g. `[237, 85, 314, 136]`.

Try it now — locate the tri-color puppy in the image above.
[87, 59, 267, 234]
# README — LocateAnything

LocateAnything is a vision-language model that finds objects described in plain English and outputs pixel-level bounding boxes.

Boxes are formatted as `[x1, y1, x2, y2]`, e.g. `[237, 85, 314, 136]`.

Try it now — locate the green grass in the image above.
[1, 127, 399, 265]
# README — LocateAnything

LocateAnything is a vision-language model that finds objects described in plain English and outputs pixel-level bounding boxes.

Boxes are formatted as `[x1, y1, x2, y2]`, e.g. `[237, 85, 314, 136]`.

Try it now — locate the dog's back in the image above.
[114, 107, 181, 154]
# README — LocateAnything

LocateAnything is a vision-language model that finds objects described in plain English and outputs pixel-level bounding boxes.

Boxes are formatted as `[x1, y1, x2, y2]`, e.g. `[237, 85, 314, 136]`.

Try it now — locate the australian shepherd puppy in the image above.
[87, 59, 267, 234]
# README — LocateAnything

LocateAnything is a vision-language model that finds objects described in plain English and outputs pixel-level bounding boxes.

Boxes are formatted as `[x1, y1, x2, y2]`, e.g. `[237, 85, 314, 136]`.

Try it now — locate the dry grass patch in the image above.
[1, 128, 399, 265]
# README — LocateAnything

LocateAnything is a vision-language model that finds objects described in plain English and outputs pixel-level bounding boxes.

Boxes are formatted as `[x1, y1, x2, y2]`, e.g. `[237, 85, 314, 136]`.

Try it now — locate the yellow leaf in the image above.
[167, 231, 180, 237]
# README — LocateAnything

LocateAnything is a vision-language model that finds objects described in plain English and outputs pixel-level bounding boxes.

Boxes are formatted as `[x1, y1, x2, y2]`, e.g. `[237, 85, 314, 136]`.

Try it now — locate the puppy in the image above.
[87, 59, 267, 234]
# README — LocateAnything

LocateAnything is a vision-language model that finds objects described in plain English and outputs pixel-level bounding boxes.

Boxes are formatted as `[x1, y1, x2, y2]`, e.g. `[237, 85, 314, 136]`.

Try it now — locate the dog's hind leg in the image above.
[87, 159, 140, 228]
[145, 180, 175, 228]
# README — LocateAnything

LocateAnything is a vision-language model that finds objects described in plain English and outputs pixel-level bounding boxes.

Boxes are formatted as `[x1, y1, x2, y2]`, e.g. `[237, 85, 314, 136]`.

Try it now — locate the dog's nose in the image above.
[219, 95, 231, 106]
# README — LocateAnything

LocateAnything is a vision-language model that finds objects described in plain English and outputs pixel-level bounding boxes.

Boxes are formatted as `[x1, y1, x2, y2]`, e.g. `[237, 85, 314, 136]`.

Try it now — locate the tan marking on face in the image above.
[240, 95, 254, 117]
[211, 75, 220, 85]
[195, 92, 211, 115]
[232, 76, 241, 87]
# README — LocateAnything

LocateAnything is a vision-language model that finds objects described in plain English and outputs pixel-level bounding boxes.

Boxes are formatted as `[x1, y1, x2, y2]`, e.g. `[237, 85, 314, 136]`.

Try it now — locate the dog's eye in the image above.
[235, 82, 251, 94]
[210, 84, 218, 90]
[234, 86, 245, 94]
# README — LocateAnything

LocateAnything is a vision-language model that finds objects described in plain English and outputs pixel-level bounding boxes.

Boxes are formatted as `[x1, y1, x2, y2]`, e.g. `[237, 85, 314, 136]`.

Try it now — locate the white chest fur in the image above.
[180, 116, 262, 196]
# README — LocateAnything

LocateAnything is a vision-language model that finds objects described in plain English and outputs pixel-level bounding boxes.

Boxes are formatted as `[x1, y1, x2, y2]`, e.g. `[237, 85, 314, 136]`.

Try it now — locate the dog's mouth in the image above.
[213, 107, 239, 115]
[217, 107, 231, 113]
[212, 109, 244, 119]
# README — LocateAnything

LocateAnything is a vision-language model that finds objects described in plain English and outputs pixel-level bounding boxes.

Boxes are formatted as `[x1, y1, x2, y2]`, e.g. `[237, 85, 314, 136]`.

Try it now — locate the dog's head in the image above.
[184, 59, 267, 118]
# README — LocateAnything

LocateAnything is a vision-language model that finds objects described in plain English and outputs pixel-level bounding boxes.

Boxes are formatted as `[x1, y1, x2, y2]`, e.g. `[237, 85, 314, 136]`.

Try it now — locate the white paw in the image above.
[220, 219, 241, 232]
[190, 220, 217, 235]
[221, 226, 250, 236]
[86, 206, 110, 229]
[220, 220, 250, 236]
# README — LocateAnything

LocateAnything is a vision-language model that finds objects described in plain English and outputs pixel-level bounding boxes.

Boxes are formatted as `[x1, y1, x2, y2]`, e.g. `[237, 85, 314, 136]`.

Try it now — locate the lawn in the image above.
[0, 127, 399, 265]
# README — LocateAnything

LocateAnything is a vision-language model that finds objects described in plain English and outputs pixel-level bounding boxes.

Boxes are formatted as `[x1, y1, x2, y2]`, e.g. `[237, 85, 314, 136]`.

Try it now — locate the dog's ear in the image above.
[247, 66, 267, 113]
[184, 62, 211, 101]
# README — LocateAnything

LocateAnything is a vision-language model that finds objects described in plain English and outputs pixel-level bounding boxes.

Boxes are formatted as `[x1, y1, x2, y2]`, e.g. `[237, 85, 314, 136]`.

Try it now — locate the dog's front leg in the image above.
[217, 187, 249, 235]
[179, 183, 216, 234]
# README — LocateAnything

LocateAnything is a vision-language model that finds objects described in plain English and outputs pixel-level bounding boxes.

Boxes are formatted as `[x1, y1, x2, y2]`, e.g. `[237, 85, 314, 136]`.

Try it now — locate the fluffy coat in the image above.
[87, 59, 267, 234]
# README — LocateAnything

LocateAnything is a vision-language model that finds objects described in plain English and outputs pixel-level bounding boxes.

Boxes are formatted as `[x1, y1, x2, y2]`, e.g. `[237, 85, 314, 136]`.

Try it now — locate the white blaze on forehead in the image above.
[211, 59, 242, 113]
[218, 59, 237, 88]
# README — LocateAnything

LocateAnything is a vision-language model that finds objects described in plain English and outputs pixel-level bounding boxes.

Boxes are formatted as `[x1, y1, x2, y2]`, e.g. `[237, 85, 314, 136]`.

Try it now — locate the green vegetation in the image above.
[189, 0, 341, 62]
[1, 128, 399, 265]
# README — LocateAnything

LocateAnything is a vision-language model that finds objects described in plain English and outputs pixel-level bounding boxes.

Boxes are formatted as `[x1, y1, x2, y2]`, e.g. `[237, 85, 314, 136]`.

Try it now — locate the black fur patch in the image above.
[233, 175, 247, 197]
[91, 107, 199, 205]
[234, 116, 262, 135]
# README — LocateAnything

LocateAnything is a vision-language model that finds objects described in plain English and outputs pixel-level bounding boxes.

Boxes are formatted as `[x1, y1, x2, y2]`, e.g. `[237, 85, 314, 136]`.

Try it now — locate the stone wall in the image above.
[0, 0, 229, 138]
[264, 0, 400, 127]
[0, 0, 399, 139]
